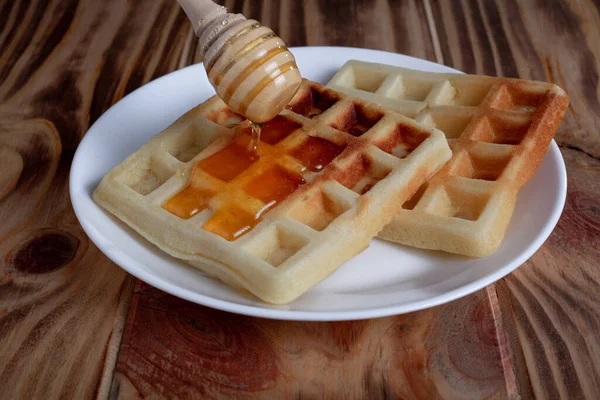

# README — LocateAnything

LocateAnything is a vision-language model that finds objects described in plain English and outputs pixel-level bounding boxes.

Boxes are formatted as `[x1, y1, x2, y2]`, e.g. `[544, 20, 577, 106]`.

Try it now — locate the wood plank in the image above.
[111, 284, 511, 399]
[429, 0, 600, 158]
[497, 148, 600, 399]
[429, 1, 600, 397]
[215, 0, 437, 57]
[2, 0, 597, 397]
[0, 0, 192, 397]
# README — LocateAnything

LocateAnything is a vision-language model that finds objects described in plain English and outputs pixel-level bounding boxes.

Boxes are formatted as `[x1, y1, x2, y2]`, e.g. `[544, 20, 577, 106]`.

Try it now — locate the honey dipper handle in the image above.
[177, 0, 226, 36]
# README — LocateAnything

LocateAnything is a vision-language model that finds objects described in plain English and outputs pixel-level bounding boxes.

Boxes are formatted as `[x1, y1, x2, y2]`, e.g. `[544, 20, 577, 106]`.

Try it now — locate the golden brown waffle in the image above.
[328, 60, 569, 257]
[93, 79, 451, 304]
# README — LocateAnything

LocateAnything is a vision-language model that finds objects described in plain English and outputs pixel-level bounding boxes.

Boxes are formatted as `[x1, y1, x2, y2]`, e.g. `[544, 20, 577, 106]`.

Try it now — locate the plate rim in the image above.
[70, 46, 567, 321]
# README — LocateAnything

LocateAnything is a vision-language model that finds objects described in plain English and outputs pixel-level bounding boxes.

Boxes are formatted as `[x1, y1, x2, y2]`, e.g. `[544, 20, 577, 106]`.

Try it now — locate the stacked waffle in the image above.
[93, 80, 451, 304]
[328, 60, 569, 257]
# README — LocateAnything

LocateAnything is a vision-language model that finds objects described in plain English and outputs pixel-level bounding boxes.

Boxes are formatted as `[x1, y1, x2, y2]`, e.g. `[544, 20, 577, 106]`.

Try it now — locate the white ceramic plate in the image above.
[70, 47, 566, 321]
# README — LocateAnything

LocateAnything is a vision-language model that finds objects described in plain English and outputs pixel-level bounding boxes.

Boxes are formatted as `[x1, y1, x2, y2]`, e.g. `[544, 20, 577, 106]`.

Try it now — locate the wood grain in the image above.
[0, 146, 23, 201]
[429, 0, 600, 158]
[111, 283, 511, 399]
[497, 148, 600, 399]
[109, 1, 512, 398]
[429, 2, 600, 397]
[0, 0, 191, 397]
[215, 0, 437, 57]
[1, 0, 599, 398]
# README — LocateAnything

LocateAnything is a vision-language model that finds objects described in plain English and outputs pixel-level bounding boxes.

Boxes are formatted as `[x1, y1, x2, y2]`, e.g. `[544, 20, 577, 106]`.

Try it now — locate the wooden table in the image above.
[1, 0, 599, 398]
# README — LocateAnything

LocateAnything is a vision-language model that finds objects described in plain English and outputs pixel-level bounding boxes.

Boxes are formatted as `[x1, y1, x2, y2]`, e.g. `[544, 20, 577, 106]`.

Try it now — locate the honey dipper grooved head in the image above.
[181, 1, 301, 123]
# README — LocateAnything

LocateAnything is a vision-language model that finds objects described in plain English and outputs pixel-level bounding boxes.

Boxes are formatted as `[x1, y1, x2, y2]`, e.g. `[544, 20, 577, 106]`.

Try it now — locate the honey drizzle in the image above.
[238, 61, 298, 115]
[164, 122, 343, 240]
[249, 122, 262, 154]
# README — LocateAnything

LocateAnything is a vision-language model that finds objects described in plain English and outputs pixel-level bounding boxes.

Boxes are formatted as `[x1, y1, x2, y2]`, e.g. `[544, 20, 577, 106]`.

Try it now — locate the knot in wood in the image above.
[8, 229, 79, 274]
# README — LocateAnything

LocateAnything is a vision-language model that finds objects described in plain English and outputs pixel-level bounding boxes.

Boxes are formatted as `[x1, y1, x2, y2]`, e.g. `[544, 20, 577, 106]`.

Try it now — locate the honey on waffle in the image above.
[93, 79, 452, 304]
[328, 60, 569, 257]
[161, 116, 342, 240]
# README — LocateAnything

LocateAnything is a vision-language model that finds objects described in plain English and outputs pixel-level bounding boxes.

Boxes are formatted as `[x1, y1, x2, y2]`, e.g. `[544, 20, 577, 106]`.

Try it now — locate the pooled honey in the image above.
[163, 115, 344, 241]
[203, 166, 305, 241]
[162, 186, 214, 220]
[197, 139, 258, 181]
[291, 136, 345, 172]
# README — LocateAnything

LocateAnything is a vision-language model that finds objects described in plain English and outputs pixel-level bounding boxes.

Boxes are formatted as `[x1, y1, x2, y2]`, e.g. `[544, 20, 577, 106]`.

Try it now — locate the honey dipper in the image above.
[178, 0, 302, 123]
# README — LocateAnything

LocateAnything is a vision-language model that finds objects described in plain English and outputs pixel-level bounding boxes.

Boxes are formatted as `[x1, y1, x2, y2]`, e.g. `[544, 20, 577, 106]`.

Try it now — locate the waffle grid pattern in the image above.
[328, 60, 569, 257]
[93, 80, 451, 303]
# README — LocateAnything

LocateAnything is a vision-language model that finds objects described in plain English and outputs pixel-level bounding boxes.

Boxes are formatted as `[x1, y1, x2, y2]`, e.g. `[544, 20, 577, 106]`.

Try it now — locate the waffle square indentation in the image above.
[375, 122, 430, 159]
[426, 185, 491, 221]
[162, 185, 214, 219]
[124, 157, 172, 196]
[287, 86, 340, 118]
[451, 80, 494, 106]
[203, 205, 256, 241]
[471, 114, 532, 145]
[244, 166, 306, 206]
[290, 135, 346, 172]
[421, 111, 473, 139]
[489, 84, 548, 111]
[244, 225, 310, 267]
[386, 76, 440, 102]
[354, 70, 387, 92]
[449, 147, 513, 181]
[328, 103, 383, 137]
[260, 116, 303, 145]
[167, 128, 207, 162]
[288, 188, 352, 231]
[332, 153, 391, 195]
[198, 140, 257, 182]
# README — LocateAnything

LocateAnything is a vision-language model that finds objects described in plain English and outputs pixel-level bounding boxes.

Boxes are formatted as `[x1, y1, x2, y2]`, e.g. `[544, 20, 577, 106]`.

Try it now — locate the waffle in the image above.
[328, 60, 569, 257]
[93, 79, 451, 304]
